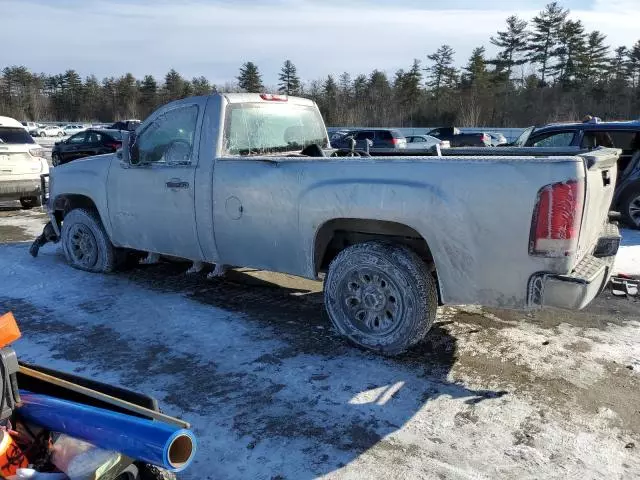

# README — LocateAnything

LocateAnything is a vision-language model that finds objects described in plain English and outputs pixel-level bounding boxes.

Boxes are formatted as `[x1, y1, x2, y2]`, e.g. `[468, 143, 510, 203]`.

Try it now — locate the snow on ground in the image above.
[614, 228, 640, 276]
[0, 234, 639, 479]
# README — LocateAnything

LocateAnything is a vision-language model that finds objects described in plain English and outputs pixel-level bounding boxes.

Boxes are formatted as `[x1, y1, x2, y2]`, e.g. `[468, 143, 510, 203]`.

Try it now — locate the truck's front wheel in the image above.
[61, 208, 117, 273]
[324, 241, 437, 355]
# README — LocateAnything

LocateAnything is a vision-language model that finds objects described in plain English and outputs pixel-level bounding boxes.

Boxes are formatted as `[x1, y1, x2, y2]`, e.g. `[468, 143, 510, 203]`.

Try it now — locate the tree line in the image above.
[2, 2, 639, 127]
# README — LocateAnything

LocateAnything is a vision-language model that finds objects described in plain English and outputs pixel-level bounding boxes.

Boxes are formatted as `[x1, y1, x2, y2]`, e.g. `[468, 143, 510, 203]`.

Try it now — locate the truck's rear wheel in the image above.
[324, 241, 437, 355]
[61, 208, 116, 273]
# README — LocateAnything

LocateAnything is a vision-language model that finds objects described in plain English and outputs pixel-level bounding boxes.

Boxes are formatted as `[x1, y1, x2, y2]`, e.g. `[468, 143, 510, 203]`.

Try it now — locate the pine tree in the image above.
[338, 72, 352, 97]
[115, 73, 138, 119]
[138, 75, 158, 119]
[628, 41, 640, 88]
[527, 2, 569, 85]
[425, 45, 458, 92]
[164, 69, 186, 101]
[552, 19, 586, 86]
[277, 60, 301, 95]
[322, 75, 338, 124]
[191, 76, 214, 96]
[490, 15, 529, 82]
[463, 47, 489, 88]
[237, 62, 264, 93]
[578, 31, 609, 81]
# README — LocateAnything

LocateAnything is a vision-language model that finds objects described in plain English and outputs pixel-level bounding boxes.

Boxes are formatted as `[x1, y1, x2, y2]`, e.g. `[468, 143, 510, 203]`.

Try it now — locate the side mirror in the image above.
[121, 131, 139, 165]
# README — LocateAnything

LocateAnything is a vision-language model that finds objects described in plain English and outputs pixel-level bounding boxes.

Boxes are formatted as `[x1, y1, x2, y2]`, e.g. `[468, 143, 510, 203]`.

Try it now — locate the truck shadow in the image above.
[121, 262, 507, 478]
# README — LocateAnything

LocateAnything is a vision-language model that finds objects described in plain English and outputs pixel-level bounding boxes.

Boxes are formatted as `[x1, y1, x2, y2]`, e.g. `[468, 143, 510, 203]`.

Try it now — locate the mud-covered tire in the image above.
[136, 464, 177, 480]
[620, 185, 640, 229]
[61, 208, 116, 273]
[324, 241, 437, 355]
[20, 196, 41, 209]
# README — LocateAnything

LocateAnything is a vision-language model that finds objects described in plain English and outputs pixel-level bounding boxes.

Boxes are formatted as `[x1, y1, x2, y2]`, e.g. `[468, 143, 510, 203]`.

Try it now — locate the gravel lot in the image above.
[0, 203, 639, 479]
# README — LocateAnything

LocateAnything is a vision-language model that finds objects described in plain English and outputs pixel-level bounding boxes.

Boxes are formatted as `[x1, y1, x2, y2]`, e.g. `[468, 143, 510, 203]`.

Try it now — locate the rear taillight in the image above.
[106, 141, 122, 150]
[391, 138, 399, 145]
[529, 180, 584, 257]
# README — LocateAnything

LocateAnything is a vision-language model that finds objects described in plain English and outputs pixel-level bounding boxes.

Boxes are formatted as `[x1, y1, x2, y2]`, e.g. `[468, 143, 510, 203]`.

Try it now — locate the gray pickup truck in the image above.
[41, 93, 621, 355]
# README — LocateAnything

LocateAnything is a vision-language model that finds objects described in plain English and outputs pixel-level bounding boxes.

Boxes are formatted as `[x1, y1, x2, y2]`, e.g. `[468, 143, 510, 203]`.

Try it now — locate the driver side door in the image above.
[107, 101, 204, 260]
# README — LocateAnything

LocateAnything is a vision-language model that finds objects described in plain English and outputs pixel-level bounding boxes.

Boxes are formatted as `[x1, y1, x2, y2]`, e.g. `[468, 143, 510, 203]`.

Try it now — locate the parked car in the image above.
[41, 93, 621, 355]
[0, 116, 49, 208]
[62, 125, 86, 136]
[21, 121, 39, 135]
[35, 125, 65, 137]
[487, 132, 507, 146]
[329, 129, 352, 142]
[427, 127, 491, 147]
[51, 129, 123, 166]
[331, 128, 407, 152]
[109, 119, 141, 131]
[515, 120, 640, 228]
[405, 135, 450, 149]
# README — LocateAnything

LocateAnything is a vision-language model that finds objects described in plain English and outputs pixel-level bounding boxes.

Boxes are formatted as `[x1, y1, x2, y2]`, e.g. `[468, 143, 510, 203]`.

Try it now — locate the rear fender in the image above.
[299, 179, 479, 304]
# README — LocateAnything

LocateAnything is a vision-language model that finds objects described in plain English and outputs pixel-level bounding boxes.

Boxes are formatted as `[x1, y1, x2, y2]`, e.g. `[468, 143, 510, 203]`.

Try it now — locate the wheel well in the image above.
[315, 218, 435, 274]
[53, 194, 98, 221]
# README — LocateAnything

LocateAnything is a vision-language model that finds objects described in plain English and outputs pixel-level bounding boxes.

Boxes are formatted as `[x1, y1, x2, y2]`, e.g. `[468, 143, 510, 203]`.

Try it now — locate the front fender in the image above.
[49, 155, 114, 238]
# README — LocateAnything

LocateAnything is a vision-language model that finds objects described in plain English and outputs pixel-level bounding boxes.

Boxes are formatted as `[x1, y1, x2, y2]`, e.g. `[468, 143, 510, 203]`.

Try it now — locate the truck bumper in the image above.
[0, 178, 41, 200]
[527, 224, 619, 310]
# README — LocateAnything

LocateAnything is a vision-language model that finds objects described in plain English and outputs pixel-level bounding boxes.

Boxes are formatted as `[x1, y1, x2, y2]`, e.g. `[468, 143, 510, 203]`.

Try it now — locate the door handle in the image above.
[166, 180, 189, 189]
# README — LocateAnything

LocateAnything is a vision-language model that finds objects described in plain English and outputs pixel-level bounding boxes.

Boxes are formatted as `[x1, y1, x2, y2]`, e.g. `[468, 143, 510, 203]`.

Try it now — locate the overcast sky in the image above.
[2, 0, 638, 86]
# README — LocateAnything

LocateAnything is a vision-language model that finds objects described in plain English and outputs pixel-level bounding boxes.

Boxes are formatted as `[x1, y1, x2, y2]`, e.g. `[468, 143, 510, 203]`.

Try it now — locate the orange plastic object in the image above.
[0, 312, 21, 348]
[0, 430, 28, 476]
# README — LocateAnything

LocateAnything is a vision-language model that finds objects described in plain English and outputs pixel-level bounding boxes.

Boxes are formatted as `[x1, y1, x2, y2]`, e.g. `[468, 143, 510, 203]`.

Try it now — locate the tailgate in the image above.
[575, 148, 619, 263]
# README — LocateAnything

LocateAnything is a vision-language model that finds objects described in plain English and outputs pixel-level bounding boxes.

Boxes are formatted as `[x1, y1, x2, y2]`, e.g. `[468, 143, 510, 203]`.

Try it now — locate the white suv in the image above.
[35, 125, 65, 137]
[0, 116, 49, 208]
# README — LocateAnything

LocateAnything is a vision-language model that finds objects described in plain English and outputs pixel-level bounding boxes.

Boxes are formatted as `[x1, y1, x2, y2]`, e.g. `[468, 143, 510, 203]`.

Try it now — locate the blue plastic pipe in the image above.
[18, 391, 196, 472]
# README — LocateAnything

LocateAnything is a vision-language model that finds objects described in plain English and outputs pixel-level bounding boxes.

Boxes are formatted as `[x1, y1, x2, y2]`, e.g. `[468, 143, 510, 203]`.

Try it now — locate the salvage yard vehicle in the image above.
[36, 125, 65, 137]
[52, 128, 123, 166]
[405, 134, 450, 149]
[510, 120, 640, 228]
[331, 128, 407, 152]
[39, 93, 621, 355]
[427, 126, 491, 147]
[0, 116, 49, 208]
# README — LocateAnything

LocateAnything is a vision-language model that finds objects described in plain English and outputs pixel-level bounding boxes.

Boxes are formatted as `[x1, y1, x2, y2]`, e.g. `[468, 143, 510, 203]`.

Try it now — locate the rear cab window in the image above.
[0, 128, 36, 144]
[224, 103, 328, 156]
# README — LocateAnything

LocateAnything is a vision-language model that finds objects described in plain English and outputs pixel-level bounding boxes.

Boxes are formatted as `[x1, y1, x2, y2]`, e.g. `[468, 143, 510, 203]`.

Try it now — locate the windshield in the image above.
[224, 103, 328, 155]
[513, 126, 535, 147]
[0, 127, 36, 144]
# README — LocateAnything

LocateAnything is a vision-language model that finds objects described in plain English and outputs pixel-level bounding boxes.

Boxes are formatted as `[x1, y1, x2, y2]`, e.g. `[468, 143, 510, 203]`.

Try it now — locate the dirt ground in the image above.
[0, 202, 639, 479]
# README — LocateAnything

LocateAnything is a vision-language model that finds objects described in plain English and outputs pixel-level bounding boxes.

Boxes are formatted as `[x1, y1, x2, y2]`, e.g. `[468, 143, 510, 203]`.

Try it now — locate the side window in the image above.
[68, 133, 87, 144]
[136, 105, 198, 164]
[355, 131, 375, 141]
[529, 131, 575, 147]
[377, 131, 393, 141]
[86, 132, 103, 144]
[608, 131, 638, 151]
[414, 136, 425, 143]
